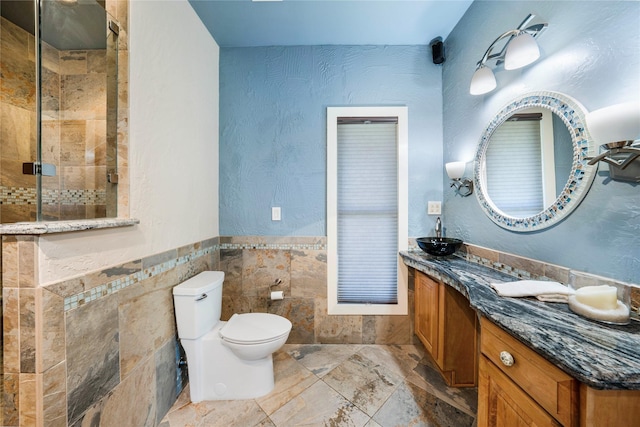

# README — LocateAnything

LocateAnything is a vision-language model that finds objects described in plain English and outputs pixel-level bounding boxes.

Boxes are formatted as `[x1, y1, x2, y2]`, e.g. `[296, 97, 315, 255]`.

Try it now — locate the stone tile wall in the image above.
[1, 235, 218, 427]
[219, 236, 416, 346]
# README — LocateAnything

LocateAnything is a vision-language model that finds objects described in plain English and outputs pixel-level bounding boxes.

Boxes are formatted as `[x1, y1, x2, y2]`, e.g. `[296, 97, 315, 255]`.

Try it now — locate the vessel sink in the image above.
[416, 237, 463, 256]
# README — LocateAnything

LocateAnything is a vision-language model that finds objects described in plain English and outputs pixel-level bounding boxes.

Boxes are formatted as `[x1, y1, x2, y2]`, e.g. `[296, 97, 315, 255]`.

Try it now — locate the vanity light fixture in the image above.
[446, 161, 473, 197]
[470, 14, 548, 96]
[586, 101, 640, 182]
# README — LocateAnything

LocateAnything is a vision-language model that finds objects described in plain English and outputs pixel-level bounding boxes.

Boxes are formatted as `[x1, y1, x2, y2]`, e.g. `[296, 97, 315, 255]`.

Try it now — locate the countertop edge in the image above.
[0, 218, 140, 235]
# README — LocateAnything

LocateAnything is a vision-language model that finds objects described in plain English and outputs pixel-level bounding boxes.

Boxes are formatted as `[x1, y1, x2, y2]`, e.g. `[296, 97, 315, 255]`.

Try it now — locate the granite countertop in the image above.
[0, 218, 139, 235]
[400, 250, 640, 391]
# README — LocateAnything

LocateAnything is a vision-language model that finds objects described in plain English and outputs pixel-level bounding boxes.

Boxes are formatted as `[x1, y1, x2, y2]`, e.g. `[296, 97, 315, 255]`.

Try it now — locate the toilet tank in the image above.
[173, 271, 224, 339]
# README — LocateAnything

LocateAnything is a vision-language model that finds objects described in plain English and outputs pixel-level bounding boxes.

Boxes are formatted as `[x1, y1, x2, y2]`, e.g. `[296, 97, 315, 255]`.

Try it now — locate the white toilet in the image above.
[172, 271, 292, 402]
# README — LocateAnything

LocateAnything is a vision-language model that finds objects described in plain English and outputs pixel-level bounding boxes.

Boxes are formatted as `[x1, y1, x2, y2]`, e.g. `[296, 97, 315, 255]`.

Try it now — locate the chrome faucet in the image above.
[435, 216, 442, 238]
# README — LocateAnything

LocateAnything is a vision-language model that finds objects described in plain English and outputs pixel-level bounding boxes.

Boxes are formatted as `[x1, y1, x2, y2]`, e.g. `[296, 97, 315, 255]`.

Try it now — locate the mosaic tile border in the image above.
[219, 242, 326, 251]
[61, 238, 327, 312]
[64, 245, 214, 311]
[1, 186, 106, 206]
[0, 186, 37, 205]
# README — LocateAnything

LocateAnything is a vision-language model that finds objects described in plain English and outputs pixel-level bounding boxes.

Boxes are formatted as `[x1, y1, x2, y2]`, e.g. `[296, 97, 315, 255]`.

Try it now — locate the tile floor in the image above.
[159, 344, 478, 427]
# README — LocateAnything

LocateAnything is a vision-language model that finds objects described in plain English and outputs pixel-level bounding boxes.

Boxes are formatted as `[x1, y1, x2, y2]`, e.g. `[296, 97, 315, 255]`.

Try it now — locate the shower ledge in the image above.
[0, 218, 140, 235]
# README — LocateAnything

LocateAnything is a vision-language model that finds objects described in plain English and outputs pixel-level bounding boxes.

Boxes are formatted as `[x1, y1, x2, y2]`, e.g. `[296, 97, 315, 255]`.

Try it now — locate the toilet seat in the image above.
[220, 313, 292, 345]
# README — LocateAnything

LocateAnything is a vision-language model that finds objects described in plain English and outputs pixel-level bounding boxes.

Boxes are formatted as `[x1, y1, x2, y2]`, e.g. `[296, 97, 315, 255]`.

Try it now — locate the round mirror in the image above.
[474, 91, 598, 231]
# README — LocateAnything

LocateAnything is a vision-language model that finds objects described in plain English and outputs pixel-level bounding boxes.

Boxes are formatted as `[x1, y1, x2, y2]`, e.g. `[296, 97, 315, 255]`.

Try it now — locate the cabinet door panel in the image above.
[479, 356, 561, 427]
[415, 272, 439, 356]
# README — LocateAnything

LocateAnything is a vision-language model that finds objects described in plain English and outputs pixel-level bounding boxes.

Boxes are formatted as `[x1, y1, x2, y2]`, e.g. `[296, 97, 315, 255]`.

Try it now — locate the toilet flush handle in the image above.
[195, 293, 207, 301]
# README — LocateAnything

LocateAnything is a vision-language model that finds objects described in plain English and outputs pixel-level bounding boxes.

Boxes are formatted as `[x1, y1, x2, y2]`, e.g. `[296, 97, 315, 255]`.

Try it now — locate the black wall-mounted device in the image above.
[430, 37, 445, 65]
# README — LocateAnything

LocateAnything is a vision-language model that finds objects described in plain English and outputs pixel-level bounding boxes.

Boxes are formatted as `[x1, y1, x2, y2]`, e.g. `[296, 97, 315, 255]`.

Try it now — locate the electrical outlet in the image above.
[272, 207, 281, 221]
[427, 201, 442, 215]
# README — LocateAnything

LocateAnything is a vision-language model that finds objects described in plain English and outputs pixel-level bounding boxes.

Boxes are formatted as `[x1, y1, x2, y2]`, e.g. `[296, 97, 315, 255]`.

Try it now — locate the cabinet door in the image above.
[415, 272, 439, 357]
[478, 356, 561, 427]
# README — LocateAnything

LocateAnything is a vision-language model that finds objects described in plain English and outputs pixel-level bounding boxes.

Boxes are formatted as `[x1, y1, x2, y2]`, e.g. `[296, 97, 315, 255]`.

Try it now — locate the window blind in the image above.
[337, 122, 398, 304]
[485, 120, 543, 217]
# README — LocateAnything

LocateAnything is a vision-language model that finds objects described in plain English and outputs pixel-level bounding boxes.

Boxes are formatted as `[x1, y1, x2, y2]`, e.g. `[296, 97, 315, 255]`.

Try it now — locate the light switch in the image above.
[427, 201, 442, 215]
[272, 207, 281, 221]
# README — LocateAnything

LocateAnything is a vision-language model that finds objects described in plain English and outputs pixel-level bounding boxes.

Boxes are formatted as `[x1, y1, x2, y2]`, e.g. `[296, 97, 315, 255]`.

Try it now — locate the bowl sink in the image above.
[416, 237, 463, 257]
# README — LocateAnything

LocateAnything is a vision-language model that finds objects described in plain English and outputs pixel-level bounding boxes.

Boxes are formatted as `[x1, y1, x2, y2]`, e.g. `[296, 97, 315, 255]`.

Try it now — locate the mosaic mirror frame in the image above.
[474, 91, 598, 232]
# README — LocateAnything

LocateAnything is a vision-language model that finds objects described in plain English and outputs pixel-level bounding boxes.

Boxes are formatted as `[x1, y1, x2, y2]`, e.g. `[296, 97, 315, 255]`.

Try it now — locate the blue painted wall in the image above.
[442, 1, 640, 283]
[220, 46, 443, 237]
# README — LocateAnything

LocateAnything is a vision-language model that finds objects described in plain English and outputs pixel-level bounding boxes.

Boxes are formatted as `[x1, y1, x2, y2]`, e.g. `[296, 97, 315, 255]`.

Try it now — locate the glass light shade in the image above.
[469, 66, 497, 96]
[504, 32, 540, 70]
[586, 102, 640, 145]
[446, 161, 466, 180]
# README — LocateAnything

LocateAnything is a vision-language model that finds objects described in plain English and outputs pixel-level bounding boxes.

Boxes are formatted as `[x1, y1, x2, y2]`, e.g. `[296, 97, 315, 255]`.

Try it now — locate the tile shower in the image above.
[0, 1, 121, 223]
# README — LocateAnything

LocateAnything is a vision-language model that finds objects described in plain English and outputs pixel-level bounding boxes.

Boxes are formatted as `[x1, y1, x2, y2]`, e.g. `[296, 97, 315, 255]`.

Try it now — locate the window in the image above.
[327, 107, 408, 315]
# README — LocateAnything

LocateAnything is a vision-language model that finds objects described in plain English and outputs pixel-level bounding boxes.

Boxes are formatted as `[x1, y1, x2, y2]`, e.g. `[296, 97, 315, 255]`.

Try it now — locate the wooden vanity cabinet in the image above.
[479, 318, 640, 427]
[414, 270, 478, 387]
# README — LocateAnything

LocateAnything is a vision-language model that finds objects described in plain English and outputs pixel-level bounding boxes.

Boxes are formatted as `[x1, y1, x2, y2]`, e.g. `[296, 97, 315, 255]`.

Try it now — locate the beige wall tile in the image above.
[1, 103, 35, 161]
[119, 275, 176, 378]
[268, 297, 315, 344]
[19, 288, 36, 374]
[59, 120, 87, 166]
[99, 356, 156, 427]
[2, 236, 19, 288]
[18, 373, 40, 426]
[363, 315, 412, 345]
[290, 249, 326, 299]
[314, 298, 362, 344]
[65, 295, 120, 424]
[543, 263, 571, 283]
[220, 249, 243, 296]
[41, 41, 60, 74]
[499, 252, 545, 278]
[3, 287, 20, 373]
[61, 74, 106, 121]
[2, 373, 20, 425]
[59, 50, 87, 75]
[41, 289, 65, 372]
[243, 249, 291, 297]
[87, 50, 107, 74]
[463, 243, 499, 263]
[42, 361, 67, 427]
[18, 238, 37, 288]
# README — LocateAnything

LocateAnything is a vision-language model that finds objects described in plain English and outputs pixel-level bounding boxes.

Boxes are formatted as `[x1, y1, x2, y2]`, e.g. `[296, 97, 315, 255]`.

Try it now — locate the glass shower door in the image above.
[0, 0, 118, 223]
[39, 0, 118, 221]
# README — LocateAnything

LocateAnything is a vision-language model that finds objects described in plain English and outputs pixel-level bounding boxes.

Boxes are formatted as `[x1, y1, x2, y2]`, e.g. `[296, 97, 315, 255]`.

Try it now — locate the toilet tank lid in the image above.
[172, 271, 225, 296]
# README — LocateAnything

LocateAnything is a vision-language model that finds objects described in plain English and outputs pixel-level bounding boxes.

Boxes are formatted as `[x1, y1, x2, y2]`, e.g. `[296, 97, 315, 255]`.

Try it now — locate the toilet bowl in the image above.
[220, 313, 292, 360]
[173, 271, 292, 402]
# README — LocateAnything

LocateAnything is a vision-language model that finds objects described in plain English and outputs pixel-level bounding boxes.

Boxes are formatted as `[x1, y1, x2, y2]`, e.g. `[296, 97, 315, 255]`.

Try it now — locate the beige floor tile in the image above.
[356, 344, 425, 379]
[285, 343, 362, 377]
[256, 350, 318, 415]
[160, 344, 478, 427]
[323, 353, 401, 416]
[373, 381, 475, 427]
[269, 380, 370, 427]
[405, 354, 478, 418]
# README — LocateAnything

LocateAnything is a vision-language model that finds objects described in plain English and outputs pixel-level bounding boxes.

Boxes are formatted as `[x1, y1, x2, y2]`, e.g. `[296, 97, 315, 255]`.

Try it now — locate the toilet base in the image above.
[180, 325, 275, 402]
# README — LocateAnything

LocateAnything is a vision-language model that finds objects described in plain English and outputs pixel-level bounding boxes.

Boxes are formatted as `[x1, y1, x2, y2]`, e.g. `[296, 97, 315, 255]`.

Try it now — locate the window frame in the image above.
[326, 106, 408, 315]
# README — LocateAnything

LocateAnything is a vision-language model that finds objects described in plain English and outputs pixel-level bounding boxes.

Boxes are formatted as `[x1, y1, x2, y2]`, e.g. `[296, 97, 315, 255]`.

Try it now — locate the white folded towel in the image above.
[490, 280, 575, 303]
